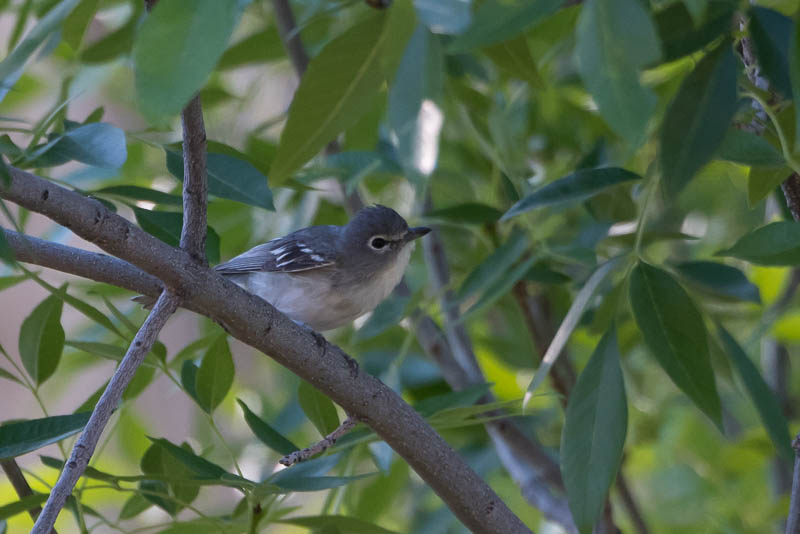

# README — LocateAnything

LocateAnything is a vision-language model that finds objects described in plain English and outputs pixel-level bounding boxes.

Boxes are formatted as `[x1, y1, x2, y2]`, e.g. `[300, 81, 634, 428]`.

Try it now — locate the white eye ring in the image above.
[369, 236, 388, 250]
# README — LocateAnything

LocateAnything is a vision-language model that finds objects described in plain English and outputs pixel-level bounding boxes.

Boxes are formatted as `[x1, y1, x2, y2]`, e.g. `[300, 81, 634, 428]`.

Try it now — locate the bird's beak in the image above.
[404, 226, 431, 242]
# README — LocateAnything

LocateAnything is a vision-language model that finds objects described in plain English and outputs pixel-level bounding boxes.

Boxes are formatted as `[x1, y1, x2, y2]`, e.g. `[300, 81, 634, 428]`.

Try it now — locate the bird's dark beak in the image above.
[405, 226, 431, 242]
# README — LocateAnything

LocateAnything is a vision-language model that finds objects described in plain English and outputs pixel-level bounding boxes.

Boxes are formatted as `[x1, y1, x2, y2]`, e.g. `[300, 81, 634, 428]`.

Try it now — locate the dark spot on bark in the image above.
[76, 443, 86, 449]
[41, 189, 49, 201]
[93, 208, 102, 225]
[486, 501, 495, 515]
[135, 341, 142, 347]
[431, 343, 442, 357]
[345, 355, 359, 378]
[67, 461, 77, 469]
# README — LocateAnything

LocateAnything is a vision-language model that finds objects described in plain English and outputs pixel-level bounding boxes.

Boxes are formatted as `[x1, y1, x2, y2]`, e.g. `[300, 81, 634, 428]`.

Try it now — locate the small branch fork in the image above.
[280, 416, 359, 466]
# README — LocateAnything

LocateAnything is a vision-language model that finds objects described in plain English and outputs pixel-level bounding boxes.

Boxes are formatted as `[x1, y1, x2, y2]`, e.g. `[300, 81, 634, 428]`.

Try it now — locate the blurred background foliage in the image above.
[1, 0, 800, 533]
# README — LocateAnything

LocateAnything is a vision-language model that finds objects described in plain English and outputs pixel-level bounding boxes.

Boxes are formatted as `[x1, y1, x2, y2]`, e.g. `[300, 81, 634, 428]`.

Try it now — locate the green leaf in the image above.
[298, 380, 340, 437]
[139, 442, 197, 515]
[19, 293, 64, 385]
[277, 515, 402, 534]
[561, 327, 627, 534]
[195, 333, 234, 413]
[0, 368, 22, 385]
[0, 229, 14, 265]
[463, 255, 537, 319]
[674, 261, 760, 303]
[791, 20, 800, 154]
[180, 360, 201, 404]
[717, 129, 784, 167]
[133, 207, 220, 264]
[0, 412, 90, 459]
[31, 122, 127, 169]
[133, 0, 242, 121]
[0, 0, 81, 103]
[414, 0, 471, 35]
[93, 185, 182, 206]
[660, 43, 737, 196]
[655, 1, 734, 62]
[0, 274, 28, 292]
[717, 221, 800, 265]
[356, 295, 410, 340]
[502, 167, 642, 220]
[748, 166, 792, 206]
[63, 0, 99, 50]
[483, 36, 544, 90]
[388, 25, 444, 183]
[118, 493, 152, 520]
[749, 7, 793, 99]
[447, 0, 562, 52]
[147, 438, 230, 480]
[218, 27, 284, 70]
[426, 202, 502, 224]
[80, 2, 142, 63]
[270, 472, 375, 492]
[269, 13, 391, 186]
[165, 150, 274, 211]
[236, 399, 297, 455]
[575, 0, 661, 145]
[457, 229, 528, 301]
[717, 326, 792, 460]
[629, 262, 722, 427]
[414, 383, 492, 417]
[0, 494, 49, 521]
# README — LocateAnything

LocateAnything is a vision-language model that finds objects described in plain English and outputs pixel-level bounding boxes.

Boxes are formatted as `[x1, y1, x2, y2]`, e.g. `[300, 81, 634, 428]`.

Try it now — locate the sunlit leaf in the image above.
[561, 327, 627, 534]
[629, 262, 722, 427]
[0, 412, 90, 459]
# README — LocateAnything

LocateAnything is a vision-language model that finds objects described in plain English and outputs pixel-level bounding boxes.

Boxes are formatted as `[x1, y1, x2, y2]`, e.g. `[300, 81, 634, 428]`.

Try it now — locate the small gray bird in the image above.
[204, 205, 429, 331]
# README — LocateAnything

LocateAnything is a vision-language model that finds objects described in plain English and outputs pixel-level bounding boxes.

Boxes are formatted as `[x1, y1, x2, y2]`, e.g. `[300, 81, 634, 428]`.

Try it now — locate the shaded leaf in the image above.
[463, 255, 537, 319]
[629, 262, 722, 427]
[748, 167, 792, 206]
[0, 412, 90, 459]
[561, 327, 627, 534]
[94, 185, 182, 206]
[298, 380, 340, 437]
[457, 228, 528, 301]
[749, 7, 793, 99]
[19, 293, 64, 385]
[147, 438, 230, 480]
[356, 295, 410, 340]
[655, 1, 734, 62]
[30, 122, 127, 169]
[218, 27, 284, 69]
[195, 333, 234, 413]
[270, 13, 391, 185]
[675, 261, 760, 303]
[483, 36, 544, 90]
[237, 399, 297, 455]
[133, 0, 241, 120]
[80, 2, 141, 63]
[133, 207, 220, 264]
[277, 515, 402, 534]
[717, 326, 792, 460]
[576, 0, 661, 145]
[447, 0, 562, 52]
[414, 0, 471, 35]
[426, 202, 502, 224]
[660, 42, 737, 196]
[118, 493, 151, 520]
[63, 0, 99, 50]
[166, 150, 273, 211]
[717, 129, 784, 168]
[717, 221, 800, 265]
[502, 167, 642, 220]
[181, 360, 201, 405]
[414, 383, 492, 417]
[0, 494, 49, 521]
[269, 472, 375, 492]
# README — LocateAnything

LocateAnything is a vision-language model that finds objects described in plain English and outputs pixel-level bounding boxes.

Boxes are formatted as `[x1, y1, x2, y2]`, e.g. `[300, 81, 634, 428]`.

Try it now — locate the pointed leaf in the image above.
[629, 262, 722, 427]
[0, 494, 49, 521]
[166, 150, 273, 211]
[717, 129, 784, 168]
[414, 0, 471, 35]
[0, 412, 90, 459]
[749, 7, 793, 99]
[94, 185, 182, 206]
[561, 327, 627, 534]
[237, 399, 297, 455]
[277, 515, 402, 534]
[426, 202, 502, 224]
[19, 293, 64, 385]
[195, 333, 234, 413]
[748, 167, 792, 206]
[576, 0, 661, 145]
[457, 229, 528, 301]
[270, 13, 391, 185]
[717, 221, 800, 265]
[270, 472, 375, 492]
[298, 380, 340, 437]
[717, 326, 792, 460]
[447, 0, 562, 52]
[147, 437, 229, 480]
[660, 43, 737, 196]
[133, 207, 220, 264]
[181, 360, 201, 404]
[502, 167, 642, 220]
[30, 122, 127, 169]
[63, 0, 100, 50]
[674, 261, 760, 303]
[118, 493, 152, 520]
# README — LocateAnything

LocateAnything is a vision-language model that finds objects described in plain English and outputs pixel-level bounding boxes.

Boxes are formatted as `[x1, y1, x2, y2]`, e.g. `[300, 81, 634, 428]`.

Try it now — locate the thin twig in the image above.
[271, 0, 309, 77]
[279, 416, 359, 466]
[786, 434, 800, 534]
[31, 292, 178, 534]
[179, 95, 208, 264]
[1, 459, 57, 533]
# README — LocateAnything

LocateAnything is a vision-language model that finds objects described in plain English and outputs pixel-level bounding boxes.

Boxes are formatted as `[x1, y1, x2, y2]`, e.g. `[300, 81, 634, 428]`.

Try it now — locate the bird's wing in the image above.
[214, 226, 338, 275]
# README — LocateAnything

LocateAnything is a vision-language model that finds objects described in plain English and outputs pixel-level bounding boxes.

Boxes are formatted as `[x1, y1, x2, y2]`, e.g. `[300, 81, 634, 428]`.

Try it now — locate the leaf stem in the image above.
[743, 91, 800, 175]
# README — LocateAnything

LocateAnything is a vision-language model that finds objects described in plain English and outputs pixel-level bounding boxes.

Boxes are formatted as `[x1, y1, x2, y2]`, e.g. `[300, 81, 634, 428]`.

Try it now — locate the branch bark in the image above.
[1, 459, 56, 532]
[31, 292, 178, 533]
[3, 166, 531, 534]
[787, 434, 800, 534]
[179, 95, 208, 263]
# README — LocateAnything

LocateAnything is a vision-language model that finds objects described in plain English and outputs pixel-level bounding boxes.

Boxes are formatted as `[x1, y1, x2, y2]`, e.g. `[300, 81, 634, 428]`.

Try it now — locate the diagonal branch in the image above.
[3, 166, 532, 534]
[32, 292, 179, 534]
[179, 95, 208, 263]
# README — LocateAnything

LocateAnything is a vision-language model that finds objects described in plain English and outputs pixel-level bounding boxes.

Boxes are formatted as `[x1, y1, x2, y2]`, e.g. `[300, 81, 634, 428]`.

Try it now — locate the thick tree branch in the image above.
[787, 434, 800, 534]
[1, 459, 56, 532]
[3, 167, 531, 534]
[179, 95, 208, 263]
[31, 291, 178, 534]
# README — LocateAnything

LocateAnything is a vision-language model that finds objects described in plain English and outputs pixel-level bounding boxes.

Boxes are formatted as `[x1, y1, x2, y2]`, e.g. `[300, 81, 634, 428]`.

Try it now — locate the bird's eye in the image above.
[370, 237, 387, 249]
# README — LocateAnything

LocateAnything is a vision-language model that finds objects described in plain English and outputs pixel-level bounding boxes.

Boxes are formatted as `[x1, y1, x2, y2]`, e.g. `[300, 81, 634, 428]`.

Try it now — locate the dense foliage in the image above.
[1, 0, 800, 533]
